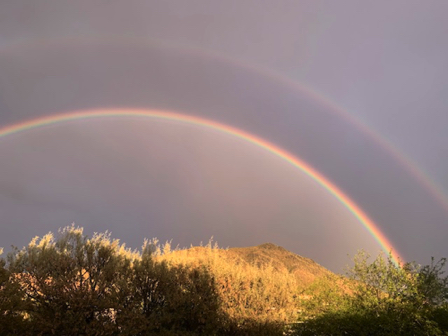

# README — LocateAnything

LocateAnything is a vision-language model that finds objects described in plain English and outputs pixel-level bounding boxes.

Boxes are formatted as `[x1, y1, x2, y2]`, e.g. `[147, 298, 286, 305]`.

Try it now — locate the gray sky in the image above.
[0, 1, 447, 272]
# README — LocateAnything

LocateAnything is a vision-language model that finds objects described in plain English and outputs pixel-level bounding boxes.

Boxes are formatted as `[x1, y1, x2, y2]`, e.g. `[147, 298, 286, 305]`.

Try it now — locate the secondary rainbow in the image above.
[0, 108, 403, 264]
[2, 37, 447, 216]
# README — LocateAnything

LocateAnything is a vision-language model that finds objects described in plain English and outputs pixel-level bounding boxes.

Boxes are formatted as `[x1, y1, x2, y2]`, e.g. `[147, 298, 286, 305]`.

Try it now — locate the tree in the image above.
[2, 225, 226, 335]
[0, 248, 31, 335]
[121, 240, 223, 335]
[417, 257, 448, 306]
[5, 225, 136, 335]
[294, 251, 448, 336]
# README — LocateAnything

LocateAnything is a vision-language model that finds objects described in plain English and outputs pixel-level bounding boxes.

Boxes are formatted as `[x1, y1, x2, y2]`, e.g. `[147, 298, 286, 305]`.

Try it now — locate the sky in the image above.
[0, 1, 447, 272]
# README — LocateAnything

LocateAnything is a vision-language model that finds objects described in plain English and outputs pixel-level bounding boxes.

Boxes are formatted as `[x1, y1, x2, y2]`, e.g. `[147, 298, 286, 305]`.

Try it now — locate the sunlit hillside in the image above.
[0, 226, 342, 335]
[229, 243, 332, 286]
[1, 226, 447, 335]
[162, 241, 334, 288]
[153, 240, 345, 334]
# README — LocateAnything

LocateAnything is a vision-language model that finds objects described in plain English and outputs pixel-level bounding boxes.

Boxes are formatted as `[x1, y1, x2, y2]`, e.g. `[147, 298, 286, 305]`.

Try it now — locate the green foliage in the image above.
[296, 274, 347, 319]
[417, 257, 448, 306]
[294, 251, 448, 336]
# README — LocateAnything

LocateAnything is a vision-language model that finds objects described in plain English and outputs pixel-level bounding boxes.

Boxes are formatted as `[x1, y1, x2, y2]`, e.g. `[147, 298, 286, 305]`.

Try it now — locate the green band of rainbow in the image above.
[0, 108, 402, 264]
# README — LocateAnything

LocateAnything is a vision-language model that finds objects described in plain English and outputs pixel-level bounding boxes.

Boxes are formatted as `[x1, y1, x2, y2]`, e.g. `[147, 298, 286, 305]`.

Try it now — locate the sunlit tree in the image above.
[2, 225, 226, 335]
[5, 225, 136, 334]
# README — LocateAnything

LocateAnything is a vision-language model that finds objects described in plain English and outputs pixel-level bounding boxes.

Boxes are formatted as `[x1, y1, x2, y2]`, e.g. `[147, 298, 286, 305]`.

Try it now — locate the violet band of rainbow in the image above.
[0, 108, 403, 265]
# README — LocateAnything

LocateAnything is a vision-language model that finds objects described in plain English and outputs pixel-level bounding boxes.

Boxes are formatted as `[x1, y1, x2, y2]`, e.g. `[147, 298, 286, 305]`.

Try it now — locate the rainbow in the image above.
[1, 36, 447, 217]
[0, 108, 402, 264]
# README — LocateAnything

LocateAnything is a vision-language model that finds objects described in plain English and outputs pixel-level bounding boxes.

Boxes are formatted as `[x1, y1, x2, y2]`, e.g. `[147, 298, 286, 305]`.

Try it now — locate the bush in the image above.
[294, 251, 448, 336]
[1, 225, 225, 335]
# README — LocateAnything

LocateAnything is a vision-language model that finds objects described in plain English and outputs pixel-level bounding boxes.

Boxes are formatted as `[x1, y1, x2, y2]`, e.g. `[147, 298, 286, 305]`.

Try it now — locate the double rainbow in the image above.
[0, 109, 402, 264]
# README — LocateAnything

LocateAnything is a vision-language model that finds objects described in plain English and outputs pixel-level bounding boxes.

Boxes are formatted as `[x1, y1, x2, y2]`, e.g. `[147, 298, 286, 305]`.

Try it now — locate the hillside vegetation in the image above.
[1, 225, 447, 335]
[162, 241, 333, 288]
[159, 241, 339, 333]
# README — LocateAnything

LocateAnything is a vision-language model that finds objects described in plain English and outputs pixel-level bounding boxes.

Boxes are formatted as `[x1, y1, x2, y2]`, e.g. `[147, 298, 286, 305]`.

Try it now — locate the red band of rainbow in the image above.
[0, 108, 403, 264]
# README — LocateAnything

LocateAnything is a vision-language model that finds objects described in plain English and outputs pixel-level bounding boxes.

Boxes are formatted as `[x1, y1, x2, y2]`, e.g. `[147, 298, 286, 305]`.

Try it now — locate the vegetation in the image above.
[0, 226, 298, 335]
[294, 251, 448, 335]
[0, 225, 447, 335]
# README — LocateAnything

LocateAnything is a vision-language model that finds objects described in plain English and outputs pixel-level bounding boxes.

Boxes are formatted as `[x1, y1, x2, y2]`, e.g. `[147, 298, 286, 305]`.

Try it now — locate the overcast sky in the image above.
[0, 1, 447, 272]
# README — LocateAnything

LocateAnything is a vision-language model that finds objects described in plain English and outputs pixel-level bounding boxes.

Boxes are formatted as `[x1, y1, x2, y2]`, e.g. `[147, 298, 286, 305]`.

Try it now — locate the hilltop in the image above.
[228, 243, 333, 286]
[161, 242, 335, 289]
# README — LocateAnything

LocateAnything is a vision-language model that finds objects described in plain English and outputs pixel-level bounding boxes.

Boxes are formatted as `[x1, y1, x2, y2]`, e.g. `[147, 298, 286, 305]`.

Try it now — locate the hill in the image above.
[5, 227, 446, 335]
[163, 242, 334, 288]
[227, 243, 333, 287]
[158, 241, 341, 332]
[2, 227, 344, 335]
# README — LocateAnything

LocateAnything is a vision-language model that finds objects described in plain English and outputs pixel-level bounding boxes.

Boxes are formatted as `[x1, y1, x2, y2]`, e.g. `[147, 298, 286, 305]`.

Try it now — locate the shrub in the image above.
[294, 251, 448, 336]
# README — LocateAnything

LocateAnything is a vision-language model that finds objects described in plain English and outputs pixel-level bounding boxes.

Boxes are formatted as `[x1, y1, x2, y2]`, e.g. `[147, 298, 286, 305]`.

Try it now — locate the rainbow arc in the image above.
[0, 109, 402, 264]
